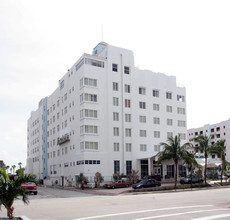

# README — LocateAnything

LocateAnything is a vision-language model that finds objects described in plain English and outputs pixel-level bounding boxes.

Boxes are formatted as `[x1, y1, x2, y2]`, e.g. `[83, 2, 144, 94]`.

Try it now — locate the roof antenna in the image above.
[101, 24, 103, 42]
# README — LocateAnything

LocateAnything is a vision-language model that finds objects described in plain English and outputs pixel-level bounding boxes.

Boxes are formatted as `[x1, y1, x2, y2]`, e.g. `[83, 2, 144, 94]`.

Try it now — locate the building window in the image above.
[140, 130, 147, 137]
[80, 125, 98, 134]
[139, 87, 146, 95]
[179, 165, 186, 177]
[125, 99, 131, 108]
[125, 114, 131, 122]
[179, 133, 186, 140]
[178, 120, 186, 127]
[85, 142, 98, 150]
[140, 144, 147, 151]
[60, 80, 64, 90]
[80, 93, 97, 103]
[139, 102, 146, 109]
[177, 107, 185, 115]
[124, 66, 130, 74]
[113, 127, 119, 136]
[166, 92, 172, 100]
[113, 97, 119, 106]
[85, 58, 104, 68]
[114, 143, 119, 152]
[114, 160, 120, 174]
[153, 117, 160, 125]
[112, 63, 118, 72]
[126, 161, 132, 175]
[64, 93, 67, 101]
[125, 128, 132, 137]
[154, 131, 160, 138]
[166, 105, 173, 113]
[139, 115, 146, 123]
[154, 145, 160, 152]
[153, 90, 159, 97]
[167, 119, 173, 126]
[153, 103, 160, 111]
[177, 95, 185, 102]
[113, 112, 119, 121]
[81, 109, 98, 118]
[81, 77, 97, 87]
[113, 82, 119, 91]
[167, 132, 173, 138]
[125, 84, 131, 93]
[126, 143, 132, 152]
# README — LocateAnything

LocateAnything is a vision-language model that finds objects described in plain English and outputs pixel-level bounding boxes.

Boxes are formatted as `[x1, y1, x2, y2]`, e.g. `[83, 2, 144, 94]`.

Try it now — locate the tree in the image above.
[0, 168, 36, 219]
[0, 161, 6, 169]
[210, 139, 226, 185]
[5, 166, 9, 174]
[18, 162, 22, 169]
[156, 135, 192, 189]
[127, 169, 139, 183]
[12, 165, 16, 175]
[191, 135, 212, 184]
[183, 151, 199, 189]
[16, 168, 25, 176]
[94, 172, 104, 188]
[77, 173, 88, 185]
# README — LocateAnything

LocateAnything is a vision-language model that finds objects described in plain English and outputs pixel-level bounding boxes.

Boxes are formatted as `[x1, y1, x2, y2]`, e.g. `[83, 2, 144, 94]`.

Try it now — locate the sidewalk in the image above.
[46, 180, 230, 196]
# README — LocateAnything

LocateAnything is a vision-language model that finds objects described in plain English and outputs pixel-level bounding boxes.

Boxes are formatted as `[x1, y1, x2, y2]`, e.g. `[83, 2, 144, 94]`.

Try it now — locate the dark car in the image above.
[180, 174, 204, 184]
[143, 175, 161, 181]
[132, 179, 161, 189]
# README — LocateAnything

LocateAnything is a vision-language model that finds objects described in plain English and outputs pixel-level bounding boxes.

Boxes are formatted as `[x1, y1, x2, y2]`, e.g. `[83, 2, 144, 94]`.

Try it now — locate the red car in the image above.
[21, 182, 37, 195]
[104, 180, 133, 189]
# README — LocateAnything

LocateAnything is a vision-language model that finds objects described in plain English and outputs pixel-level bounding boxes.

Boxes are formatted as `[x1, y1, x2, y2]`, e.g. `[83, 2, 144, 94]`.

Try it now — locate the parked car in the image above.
[180, 174, 204, 184]
[132, 179, 161, 189]
[20, 182, 37, 195]
[143, 175, 161, 181]
[218, 175, 229, 180]
[104, 180, 133, 189]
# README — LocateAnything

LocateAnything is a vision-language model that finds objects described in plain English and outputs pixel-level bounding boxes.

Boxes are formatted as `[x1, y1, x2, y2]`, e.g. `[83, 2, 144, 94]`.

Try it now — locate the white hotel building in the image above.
[26, 42, 187, 186]
[188, 119, 230, 162]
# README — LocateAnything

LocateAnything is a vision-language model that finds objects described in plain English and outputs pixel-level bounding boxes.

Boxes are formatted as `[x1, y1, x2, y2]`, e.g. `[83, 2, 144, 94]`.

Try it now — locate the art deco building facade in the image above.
[188, 119, 230, 162]
[27, 42, 187, 185]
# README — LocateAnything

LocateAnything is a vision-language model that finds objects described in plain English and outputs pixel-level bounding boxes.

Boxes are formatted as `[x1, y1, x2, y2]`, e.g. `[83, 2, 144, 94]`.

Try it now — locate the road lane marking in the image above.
[73, 205, 213, 220]
[191, 213, 230, 220]
[133, 209, 229, 220]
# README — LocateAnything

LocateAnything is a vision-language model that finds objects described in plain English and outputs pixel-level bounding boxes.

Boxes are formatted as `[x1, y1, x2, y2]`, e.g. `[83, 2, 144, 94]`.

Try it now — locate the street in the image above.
[1, 187, 230, 219]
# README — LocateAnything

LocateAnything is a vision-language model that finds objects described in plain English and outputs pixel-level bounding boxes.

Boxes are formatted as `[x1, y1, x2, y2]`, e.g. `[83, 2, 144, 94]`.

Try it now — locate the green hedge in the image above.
[130, 184, 211, 193]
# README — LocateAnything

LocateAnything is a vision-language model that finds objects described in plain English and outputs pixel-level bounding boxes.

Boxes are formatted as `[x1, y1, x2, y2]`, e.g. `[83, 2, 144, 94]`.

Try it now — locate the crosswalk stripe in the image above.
[191, 213, 230, 220]
[133, 208, 229, 220]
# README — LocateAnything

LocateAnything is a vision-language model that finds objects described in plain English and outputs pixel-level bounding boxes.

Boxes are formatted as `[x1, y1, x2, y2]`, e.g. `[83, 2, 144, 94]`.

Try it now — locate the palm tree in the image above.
[0, 168, 35, 219]
[156, 135, 192, 189]
[191, 134, 212, 184]
[12, 165, 16, 175]
[5, 166, 9, 174]
[183, 151, 199, 189]
[18, 162, 22, 169]
[210, 139, 226, 185]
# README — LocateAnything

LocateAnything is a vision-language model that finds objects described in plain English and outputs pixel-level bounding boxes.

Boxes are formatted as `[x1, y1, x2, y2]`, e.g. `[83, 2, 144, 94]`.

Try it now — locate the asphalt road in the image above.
[29, 186, 95, 199]
[1, 187, 230, 220]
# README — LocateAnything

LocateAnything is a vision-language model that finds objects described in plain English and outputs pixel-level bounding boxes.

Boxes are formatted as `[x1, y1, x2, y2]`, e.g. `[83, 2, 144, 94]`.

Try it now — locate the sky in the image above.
[1, 0, 230, 168]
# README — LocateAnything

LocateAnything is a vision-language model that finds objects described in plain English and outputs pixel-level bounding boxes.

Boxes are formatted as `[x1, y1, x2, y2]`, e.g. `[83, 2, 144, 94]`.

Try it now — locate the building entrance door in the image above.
[61, 176, 64, 186]
[141, 160, 148, 178]
[153, 165, 163, 177]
